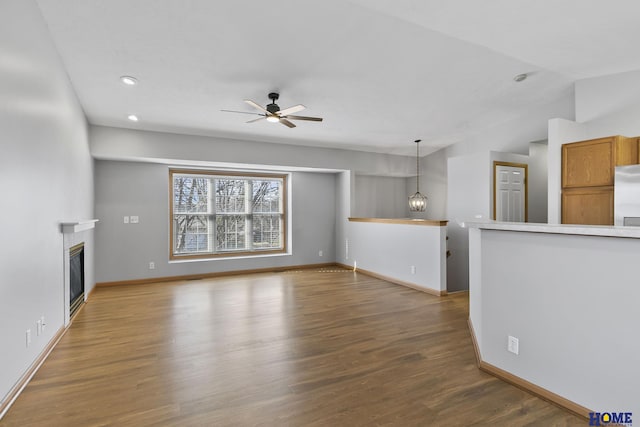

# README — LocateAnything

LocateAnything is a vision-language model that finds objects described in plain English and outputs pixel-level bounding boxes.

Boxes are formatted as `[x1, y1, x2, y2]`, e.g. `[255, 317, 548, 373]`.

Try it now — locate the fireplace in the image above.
[69, 242, 85, 317]
[61, 220, 97, 325]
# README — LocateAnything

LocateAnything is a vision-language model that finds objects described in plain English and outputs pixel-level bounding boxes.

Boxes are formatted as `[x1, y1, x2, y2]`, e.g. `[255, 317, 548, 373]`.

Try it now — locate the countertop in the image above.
[348, 218, 448, 226]
[464, 220, 640, 239]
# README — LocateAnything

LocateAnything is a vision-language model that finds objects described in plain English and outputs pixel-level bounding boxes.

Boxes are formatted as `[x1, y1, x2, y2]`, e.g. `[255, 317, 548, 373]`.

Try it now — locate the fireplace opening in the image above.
[69, 243, 85, 317]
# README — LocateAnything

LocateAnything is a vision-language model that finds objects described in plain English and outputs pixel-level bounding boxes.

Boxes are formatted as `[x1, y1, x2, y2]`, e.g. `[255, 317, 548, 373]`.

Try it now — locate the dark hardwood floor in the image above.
[1, 268, 583, 426]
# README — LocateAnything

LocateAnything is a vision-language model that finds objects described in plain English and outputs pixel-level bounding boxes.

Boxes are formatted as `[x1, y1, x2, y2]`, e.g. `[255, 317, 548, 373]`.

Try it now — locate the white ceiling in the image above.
[35, 0, 640, 156]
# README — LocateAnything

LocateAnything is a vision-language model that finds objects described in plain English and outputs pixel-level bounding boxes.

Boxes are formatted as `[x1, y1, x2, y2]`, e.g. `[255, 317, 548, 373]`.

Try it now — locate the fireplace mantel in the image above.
[60, 219, 99, 234]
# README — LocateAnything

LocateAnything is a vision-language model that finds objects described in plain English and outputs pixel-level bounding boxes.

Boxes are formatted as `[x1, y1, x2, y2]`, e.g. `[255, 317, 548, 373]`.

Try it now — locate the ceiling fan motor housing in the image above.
[266, 103, 280, 114]
[267, 92, 280, 114]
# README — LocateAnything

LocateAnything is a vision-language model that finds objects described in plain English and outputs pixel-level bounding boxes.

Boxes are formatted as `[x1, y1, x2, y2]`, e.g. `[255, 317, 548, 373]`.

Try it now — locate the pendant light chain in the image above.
[416, 139, 420, 193]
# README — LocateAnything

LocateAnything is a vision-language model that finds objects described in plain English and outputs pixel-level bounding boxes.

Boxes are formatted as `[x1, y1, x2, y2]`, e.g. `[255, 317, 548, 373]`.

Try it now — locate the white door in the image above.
[495, 165, 526, 222]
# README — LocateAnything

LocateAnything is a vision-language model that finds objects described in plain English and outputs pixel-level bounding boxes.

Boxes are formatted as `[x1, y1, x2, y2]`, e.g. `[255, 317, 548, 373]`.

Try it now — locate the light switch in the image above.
[123, 216, 129, 224]
[508, 335, 519, 355]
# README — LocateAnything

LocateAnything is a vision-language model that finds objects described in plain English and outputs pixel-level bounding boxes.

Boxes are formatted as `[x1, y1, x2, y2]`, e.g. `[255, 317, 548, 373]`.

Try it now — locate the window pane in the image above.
[174, 214, 210, 253]
[216, 179, 246, 213]
[253, 214, 281, 249]
[252, 180, 281, 213]
[173, 177, 209, 214]
[171, 170, 285, 259]
[216, 215, 246, 251]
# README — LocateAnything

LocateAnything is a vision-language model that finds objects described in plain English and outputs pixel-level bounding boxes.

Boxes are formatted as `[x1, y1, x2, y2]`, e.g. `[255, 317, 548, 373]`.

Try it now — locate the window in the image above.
[170, 169, 287, 260]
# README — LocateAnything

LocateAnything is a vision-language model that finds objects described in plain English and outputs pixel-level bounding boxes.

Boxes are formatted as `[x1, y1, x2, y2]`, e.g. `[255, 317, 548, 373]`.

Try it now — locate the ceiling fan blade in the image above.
[244, 100, 270, 114]
[285, 115, 323, 122]
[221, 109, 264, 116]
[246, 116, 267, 123]
[277, 104, 306, 116]
[280, 118, 296, 128]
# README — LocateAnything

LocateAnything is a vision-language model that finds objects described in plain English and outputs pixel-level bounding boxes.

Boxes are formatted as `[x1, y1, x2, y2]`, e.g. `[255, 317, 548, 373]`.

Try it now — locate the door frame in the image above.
[493, 161, 529, 222]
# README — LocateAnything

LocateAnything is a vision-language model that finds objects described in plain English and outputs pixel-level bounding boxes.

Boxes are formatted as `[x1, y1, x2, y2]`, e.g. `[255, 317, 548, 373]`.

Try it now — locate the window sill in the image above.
[168, 251, 292, 264]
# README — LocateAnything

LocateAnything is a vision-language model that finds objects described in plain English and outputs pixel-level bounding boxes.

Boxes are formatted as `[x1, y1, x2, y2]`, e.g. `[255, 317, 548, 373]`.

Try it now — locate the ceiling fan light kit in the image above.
[222, 92, 323, 128]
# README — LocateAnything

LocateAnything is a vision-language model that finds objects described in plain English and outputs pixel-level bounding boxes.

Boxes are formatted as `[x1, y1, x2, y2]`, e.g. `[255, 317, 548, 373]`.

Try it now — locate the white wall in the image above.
[527, 142, 549, 223]
[447, 96, 575, 158]
[353, 175, 408, 218]
[470, 228, 640, 415]
[0, 0, 93, 407]
[94, 161, 336, 283]
[348, 222, 447, 294]
[424, 95, 575, 290]
[547, 119, 587, 224]
[446, 152, 491, 291]
[576, 69, 640, 131]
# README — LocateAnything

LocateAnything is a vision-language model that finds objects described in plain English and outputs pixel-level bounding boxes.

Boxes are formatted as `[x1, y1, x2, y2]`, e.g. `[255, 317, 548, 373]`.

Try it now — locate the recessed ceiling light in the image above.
[127, 114, 139, 122]
[120, 76, 138, 86]
[513, 73, 528, 82]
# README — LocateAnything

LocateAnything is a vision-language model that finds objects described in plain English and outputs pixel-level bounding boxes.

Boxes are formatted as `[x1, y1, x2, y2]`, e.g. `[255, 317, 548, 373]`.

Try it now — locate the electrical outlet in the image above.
[149, 261, 155, 270]
[410, 265, 416, 274]
[130, 216, 139, 224]
[26, 329, 31, 347]
[318, 250, 323, 257]
[36, 319, 42, 336]
[508, 335, 519, 355]
[123, 216, 129, 224]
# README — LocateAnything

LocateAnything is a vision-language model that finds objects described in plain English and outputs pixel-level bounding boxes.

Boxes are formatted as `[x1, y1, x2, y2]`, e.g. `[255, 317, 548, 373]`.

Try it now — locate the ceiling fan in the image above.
[222, 92, 323, 128]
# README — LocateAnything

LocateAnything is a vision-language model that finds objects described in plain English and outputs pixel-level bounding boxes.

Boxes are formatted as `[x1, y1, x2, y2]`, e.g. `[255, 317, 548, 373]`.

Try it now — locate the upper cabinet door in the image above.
[562, 137, 615, 188]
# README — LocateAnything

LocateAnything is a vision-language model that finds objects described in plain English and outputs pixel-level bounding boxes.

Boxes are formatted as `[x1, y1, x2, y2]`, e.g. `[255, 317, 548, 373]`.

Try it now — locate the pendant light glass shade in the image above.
[409, 191, 427, 211]
[408, 139, 427, 212]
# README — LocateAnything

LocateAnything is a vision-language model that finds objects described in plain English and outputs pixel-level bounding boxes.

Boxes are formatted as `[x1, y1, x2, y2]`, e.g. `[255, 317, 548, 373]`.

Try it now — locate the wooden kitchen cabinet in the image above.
[562, 187, 614, 225]
[562, 136, 637, 188]
[561, 135, 637, 225]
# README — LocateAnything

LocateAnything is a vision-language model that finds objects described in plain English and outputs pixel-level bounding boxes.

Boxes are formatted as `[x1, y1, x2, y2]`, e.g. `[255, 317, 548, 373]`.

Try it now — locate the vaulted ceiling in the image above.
[36, 0, 640, 156]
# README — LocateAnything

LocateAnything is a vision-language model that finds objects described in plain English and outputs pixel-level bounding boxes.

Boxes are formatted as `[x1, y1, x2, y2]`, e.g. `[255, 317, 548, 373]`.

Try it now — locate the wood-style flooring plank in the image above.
[1, 269, 583, 426]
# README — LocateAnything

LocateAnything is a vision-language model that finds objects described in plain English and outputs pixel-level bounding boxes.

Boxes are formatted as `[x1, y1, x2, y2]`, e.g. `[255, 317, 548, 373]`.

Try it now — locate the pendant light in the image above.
[408, 139, 427, 212]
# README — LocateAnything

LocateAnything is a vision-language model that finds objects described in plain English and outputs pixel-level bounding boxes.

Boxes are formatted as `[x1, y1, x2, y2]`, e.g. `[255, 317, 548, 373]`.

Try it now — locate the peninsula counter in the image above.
[346, 218, 448, 296]
[467, 221, 640, 417]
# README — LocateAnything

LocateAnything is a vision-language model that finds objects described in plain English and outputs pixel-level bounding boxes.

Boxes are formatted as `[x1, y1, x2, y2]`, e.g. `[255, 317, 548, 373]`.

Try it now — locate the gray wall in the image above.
[353, 175, 408, 218]
[472, 229, 640, 414]
[90, 125, 416, 177]
[94, 161, 336, 283]
[335, 171, 352, 265]
[414, 148, 448, 220]
[89, 126, 422, 284]
[0, 0, 93, 406]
